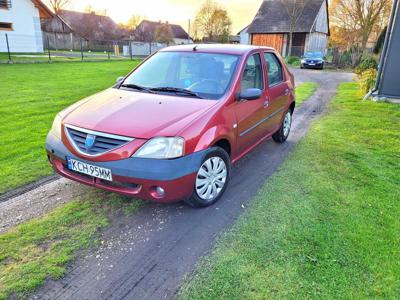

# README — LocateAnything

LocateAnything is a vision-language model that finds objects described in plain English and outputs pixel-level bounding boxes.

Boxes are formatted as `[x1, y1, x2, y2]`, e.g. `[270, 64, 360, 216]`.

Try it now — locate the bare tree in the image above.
[330, 0, 392, 52]
[46, 0, 70, 14]
[280, 0, 311, 57]
[155, 23, 174, 45]
[194, 0, 231, 42]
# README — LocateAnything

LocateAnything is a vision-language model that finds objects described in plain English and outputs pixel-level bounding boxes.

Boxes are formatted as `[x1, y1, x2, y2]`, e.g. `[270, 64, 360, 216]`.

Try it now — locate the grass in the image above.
[0, 189, 142, 300]
[0, 60, 140, 194]
[296, 82, 319, 105]
[180, 83, 400, 299]
[0, 51, 132, 63]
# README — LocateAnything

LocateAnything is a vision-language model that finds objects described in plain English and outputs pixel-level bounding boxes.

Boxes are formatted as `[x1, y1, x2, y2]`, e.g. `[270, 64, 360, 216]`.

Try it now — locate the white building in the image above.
[0, 0, 52, 53]
[238, 25, 250, 45]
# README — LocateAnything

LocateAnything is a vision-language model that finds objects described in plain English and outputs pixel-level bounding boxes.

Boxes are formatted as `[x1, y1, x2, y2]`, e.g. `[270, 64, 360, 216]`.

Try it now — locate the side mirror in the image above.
[116, 76, 124, 84]
[237, 88, 262, 101]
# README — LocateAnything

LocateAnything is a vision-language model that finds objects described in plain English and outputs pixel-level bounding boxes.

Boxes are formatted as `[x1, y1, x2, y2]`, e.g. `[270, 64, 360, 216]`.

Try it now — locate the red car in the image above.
[46, 44, 295, 207]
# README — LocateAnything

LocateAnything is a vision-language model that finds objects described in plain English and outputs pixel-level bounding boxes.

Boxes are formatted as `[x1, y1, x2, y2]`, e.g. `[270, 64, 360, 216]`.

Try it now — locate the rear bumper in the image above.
[46, 133, 209, 202]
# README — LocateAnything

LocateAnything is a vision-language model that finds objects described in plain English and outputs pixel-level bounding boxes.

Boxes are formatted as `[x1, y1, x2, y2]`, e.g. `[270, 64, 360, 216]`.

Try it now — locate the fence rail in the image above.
[0, 33, 169, 63]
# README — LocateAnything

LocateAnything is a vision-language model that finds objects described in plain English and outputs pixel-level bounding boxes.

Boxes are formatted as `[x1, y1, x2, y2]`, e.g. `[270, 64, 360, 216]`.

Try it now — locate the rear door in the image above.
[234, 52, 269, 155]
[263, 51, 290, 133]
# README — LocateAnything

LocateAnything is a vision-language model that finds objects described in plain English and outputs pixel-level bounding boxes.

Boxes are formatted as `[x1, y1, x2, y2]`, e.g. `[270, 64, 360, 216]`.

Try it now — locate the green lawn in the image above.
[180, 83, 400, 299]
[0, 60, 140, 194]
[0, 189, 142, 300]
[0, 51, 132, 63]
[296, 82, 319, 105]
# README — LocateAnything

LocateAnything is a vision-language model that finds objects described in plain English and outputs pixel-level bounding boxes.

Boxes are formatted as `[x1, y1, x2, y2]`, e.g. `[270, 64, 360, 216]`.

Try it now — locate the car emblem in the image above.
[85, 134, 96, 150]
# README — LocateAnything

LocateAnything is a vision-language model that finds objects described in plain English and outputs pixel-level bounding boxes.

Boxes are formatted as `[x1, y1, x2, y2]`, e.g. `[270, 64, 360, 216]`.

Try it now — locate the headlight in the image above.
[301, 59, 306, 64]
[51, 114, 62, 139]
[133, 137, 184, 159]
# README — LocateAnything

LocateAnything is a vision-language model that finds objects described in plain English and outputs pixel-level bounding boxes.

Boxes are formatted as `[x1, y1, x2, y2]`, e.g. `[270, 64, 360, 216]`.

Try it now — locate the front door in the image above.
[263, 51, 290, 134]
[234, 52, 269, 155]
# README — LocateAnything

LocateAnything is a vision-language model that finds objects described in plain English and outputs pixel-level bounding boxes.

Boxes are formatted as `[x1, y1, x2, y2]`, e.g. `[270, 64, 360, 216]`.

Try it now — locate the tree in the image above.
[280, 0, 311, 57]
[46, 0, 70, 14]
[194, 0, 232, 42]
[155, 23, 174, 45]
[330, 0, 392, 52]
[126, 15, 144, 31]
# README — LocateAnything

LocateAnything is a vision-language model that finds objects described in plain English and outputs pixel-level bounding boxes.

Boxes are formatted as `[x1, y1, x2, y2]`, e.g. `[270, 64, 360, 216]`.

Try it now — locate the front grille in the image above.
[65, 125, 134, 156]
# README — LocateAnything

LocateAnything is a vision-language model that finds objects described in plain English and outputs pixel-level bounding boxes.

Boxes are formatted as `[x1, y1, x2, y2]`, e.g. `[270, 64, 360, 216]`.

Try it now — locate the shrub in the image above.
[285, 56, 300, 67]
[355, 56, 378, 75]
[357, 68, 377, 97]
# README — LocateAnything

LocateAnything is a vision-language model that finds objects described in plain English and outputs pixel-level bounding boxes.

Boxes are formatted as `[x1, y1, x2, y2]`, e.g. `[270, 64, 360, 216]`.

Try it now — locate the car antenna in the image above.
[193, 45, 198, 51]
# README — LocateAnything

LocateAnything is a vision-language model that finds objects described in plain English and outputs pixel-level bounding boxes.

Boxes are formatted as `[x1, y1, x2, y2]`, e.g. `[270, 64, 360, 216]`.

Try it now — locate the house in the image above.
[41, 14, 82, 50]
[247, 0, 329, 56]
[0, 0, 52, 52]
[135, 20, 192, 45]
[238, 25, 250, 45]
[57, 10, 123, 42]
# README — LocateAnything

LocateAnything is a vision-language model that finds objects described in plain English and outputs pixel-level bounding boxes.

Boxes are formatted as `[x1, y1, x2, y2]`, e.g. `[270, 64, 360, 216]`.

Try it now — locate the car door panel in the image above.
[234, 52, 269, 155]
[263, 52, 290, 133]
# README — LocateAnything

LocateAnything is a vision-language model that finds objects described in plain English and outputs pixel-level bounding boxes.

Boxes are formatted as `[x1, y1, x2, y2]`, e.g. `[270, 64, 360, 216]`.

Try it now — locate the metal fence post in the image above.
[5, 34, 11, 63]
[129, 40, 133, 60]
[80, 38, 84, 61]
[47, 36, 51, 62]
[108, 43, 111, 60]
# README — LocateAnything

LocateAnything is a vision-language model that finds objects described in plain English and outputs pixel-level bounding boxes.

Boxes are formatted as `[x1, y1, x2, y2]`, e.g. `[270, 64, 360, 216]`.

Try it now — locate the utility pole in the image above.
[188, 19, 191, 43]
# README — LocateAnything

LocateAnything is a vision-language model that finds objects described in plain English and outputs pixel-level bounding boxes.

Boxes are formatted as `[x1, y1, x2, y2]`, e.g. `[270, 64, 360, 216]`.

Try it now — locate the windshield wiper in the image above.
[150, 87, 203, 99]
[120, 83, 154, 93]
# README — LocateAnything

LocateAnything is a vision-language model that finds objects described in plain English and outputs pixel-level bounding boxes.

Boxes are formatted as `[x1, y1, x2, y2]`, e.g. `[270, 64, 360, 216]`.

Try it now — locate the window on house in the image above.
[0, 22, 13, 30]
[0, 0, 12, 9]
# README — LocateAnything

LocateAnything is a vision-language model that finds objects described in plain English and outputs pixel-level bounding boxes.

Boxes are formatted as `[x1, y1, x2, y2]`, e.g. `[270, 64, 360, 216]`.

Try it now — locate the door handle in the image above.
[263, 98, 270, 108]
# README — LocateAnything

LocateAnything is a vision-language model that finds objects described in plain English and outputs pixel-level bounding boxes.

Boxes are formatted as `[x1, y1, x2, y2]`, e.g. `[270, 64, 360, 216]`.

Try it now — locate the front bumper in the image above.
[46, 133, 209, 202]
[301, 62, 324, 69]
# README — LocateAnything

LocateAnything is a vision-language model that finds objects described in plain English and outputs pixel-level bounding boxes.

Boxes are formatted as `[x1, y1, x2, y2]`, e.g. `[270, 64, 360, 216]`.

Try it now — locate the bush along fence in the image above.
[0, 33, 168, 63]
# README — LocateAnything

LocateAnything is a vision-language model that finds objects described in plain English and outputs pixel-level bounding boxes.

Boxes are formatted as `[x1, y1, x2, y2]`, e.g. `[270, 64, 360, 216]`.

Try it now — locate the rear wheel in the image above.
[272, 109, 292, 143]
[185, 147, 230, 208]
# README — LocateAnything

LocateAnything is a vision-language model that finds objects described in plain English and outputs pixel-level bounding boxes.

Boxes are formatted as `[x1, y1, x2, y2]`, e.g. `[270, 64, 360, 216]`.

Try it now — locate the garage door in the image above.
[251, 34, 284, 53]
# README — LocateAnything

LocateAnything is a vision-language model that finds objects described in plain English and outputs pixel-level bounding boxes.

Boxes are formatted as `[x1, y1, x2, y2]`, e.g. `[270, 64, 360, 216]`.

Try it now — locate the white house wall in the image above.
[0, 0, 44, 53]
[239, 28, 250, 45]
[173, 38, 193, 45]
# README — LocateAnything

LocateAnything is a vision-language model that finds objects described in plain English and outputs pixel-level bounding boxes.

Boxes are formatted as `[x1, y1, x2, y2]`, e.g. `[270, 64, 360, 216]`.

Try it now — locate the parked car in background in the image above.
[46, 44, 295, 207]
[301, 51, 325, 69]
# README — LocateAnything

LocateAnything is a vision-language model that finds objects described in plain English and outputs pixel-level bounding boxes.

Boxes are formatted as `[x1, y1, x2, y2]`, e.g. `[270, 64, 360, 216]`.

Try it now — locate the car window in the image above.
[264, 52, 283, 86]
[123, 52, 239, 100]
[241, 53, 263, 92]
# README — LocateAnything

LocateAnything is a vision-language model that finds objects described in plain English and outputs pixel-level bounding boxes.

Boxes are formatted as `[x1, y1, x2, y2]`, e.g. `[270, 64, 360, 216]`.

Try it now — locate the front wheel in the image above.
[272, 109, 292, 143]
[185, 147, 230, 208]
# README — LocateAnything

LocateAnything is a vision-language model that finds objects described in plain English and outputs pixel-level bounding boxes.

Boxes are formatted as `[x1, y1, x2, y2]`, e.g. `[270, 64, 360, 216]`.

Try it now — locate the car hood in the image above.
[63, 88, 217, 139]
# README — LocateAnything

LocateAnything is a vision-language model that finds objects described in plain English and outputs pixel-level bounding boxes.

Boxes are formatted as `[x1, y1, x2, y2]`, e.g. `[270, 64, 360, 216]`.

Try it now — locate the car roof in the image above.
[159, 44, 274, 55]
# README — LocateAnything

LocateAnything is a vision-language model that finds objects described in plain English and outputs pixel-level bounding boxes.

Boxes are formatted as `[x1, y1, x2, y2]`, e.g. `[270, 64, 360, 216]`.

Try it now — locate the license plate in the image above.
[309, 63, 315, 66]
[67, 158, 112, 181]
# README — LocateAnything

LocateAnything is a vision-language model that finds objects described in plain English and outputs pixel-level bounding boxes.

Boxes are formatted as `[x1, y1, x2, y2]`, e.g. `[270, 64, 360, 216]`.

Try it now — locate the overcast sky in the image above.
[61, 0, 262, 34]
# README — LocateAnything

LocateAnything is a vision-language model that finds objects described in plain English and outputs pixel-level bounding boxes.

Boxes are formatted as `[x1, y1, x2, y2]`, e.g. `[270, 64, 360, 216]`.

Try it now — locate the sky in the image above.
[63, 0, 263, 34]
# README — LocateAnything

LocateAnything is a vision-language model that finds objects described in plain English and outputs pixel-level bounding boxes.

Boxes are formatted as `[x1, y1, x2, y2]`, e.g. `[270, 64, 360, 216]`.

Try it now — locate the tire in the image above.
[184, 147, 231, 208]
[272, 109, 293, 143]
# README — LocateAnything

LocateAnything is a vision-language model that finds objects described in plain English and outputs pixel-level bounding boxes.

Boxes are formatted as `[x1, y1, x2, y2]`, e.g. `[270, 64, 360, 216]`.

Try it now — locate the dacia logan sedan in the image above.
[46, 44, 295, 207]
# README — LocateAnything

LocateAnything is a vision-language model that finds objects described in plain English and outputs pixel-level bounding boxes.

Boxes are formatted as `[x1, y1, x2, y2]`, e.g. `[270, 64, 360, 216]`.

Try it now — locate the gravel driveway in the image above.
[1, 69, 353, 299]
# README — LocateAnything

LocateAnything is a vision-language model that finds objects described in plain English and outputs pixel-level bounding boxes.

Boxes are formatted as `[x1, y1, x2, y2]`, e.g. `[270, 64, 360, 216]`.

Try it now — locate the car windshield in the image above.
[121, 51, 240, 100]
[304, 52, 323, 58]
